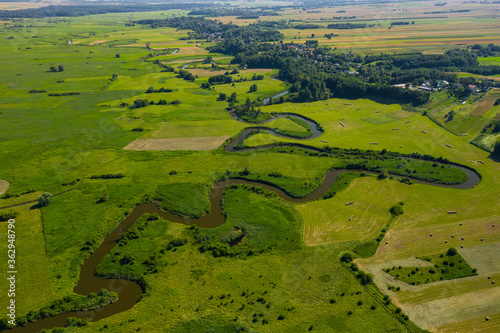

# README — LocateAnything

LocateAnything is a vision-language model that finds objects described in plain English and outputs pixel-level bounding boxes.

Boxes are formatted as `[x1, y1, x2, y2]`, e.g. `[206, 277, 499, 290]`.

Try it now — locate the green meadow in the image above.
[1, 3, 500, 333]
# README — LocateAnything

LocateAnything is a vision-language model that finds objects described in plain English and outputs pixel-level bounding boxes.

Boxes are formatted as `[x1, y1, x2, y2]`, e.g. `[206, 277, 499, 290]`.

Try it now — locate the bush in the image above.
[378, 168, 389, 179]
[67, 317, 89, 327]
[340, 252, 354, 263]
[390, 204, 404, 216]
[493, 139, 500, 156]
[446, 247, 458, 256]
[0, 210, 18, 221]
[38, 192, 53, 207]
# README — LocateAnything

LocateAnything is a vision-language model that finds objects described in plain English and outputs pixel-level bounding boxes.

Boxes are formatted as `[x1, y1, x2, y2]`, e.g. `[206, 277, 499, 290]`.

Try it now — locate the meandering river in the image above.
[7, 95, 481, 332]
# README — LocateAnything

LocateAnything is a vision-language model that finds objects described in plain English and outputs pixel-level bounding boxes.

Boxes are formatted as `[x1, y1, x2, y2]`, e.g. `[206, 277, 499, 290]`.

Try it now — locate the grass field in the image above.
[1, 2, 500, 332]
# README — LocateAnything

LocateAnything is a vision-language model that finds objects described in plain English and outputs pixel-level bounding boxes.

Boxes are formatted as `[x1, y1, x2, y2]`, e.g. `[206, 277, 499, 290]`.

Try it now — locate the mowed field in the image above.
[212, 0, 500, 54]
[0, 2, 500, 332]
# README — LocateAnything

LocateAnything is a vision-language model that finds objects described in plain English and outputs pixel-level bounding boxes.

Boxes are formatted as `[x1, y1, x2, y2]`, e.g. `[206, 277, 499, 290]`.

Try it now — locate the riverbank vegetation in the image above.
[1, 2, 499, 333]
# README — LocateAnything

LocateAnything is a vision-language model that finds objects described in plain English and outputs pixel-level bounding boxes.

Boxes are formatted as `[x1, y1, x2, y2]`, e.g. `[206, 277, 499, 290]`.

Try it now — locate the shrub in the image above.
[378, 168, 389, 179]
[38, 192, 53, 207]
[0, 210, 18, 221]
[340, 252, 353, 263]
[390, 204, 404, 216]
[446, 247, 458, 256]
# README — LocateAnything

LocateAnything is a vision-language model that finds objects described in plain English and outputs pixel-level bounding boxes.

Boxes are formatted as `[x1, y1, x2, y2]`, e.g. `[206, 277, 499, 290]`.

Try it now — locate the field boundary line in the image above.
[339, 257, 412, 333]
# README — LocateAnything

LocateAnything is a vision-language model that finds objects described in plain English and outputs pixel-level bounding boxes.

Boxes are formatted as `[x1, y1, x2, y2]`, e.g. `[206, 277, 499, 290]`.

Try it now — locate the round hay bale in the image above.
[460, 245, 464, 248]
[461, 237, 464, 240]
[481, 238, 484, 241]
[451, 235, 454, 238]
[485, 317, 489, 321]
[445, 240, 448, 243]
[430, 233, 433, 237]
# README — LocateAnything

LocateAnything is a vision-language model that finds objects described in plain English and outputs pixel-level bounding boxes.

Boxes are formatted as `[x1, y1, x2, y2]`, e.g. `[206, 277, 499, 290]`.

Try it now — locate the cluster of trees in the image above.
[327, 23, 369, 29]
[48, 92, 80, 96]
[390, 21, 413, 26]
[49, 65, 64, 72]
[234, 98, 263, 120]
[294, 24, 321, 29]
[150, 17, 499, 107]
[152, 60, 175, 72]
[187, 8, 279, 17]
[0, 289, 116, 329]
[471, 43, 500, 57]
[208, 74, 233, 84]
[177, 69, 195, 82]
[145, 87, 174, 93]
[132, 99, 181, 108]
[89, 173, 124, 179]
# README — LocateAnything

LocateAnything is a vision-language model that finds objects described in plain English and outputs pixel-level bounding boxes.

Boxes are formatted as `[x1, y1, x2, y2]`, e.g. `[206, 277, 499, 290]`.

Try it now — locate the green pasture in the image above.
[1, 7, 500, 333]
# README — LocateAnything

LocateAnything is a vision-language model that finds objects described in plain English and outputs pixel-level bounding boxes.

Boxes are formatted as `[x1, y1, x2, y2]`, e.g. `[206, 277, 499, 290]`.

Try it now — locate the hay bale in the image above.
[421, 130, 426, 134]
[345, 201, 354, 206]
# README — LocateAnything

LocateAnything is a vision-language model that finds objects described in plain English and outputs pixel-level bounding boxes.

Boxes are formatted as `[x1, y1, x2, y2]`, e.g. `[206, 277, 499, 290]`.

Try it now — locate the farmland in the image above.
[1, 0, 500, 332]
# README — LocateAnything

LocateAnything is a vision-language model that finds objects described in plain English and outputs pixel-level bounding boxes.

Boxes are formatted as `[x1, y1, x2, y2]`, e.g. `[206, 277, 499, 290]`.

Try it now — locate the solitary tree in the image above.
[49, 66, 57, 72]
[218, 93, 227, 101]
[58, 65, 64, 72]
[115, 54, 120, 58]
[38, 192, 53, 207]
[249, 84, 258, 92]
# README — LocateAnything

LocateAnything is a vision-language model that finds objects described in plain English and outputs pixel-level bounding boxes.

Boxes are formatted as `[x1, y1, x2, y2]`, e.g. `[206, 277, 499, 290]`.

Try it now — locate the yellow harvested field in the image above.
[175, 47, 211, 56]
[124, 136, 230, 151]
[405, 287, 500, 330]
[437, 315, 500, 333]
[0, 179, 9, 195]
[0, 2, 45, 10]
[89, 40, 108, 45]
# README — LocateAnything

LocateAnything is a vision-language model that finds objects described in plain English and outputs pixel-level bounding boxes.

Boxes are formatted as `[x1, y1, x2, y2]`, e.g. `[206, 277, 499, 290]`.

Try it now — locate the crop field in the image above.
[0, 1, 500, 333]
